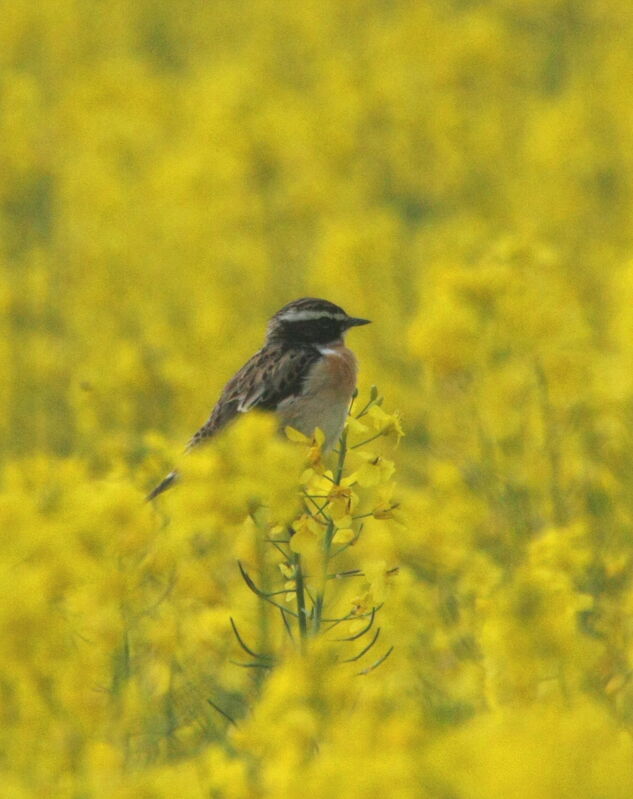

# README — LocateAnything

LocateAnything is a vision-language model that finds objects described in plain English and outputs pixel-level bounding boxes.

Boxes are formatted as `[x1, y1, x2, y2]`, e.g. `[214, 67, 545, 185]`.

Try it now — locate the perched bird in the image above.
[146, 297, 370, 501]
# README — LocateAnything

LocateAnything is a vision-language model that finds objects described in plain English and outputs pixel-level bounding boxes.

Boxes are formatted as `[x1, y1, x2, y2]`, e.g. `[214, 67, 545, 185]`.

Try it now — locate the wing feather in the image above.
[185, 344, 320, 450]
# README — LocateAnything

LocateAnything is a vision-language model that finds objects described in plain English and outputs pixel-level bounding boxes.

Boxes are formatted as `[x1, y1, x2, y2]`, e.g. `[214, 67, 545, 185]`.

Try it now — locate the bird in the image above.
[146, 297, 371, 501]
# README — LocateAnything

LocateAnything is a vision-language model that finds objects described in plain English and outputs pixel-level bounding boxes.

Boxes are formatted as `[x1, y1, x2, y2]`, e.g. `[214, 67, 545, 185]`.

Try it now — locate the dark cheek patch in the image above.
[284, 319, 341, 343]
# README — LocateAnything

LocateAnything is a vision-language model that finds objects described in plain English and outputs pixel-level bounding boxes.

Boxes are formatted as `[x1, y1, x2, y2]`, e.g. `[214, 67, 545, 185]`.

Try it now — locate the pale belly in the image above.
[277, 346, 358, 451]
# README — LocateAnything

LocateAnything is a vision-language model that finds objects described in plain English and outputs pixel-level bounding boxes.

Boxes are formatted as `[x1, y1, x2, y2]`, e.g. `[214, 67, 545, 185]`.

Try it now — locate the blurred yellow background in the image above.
[2, 1, 633, 796]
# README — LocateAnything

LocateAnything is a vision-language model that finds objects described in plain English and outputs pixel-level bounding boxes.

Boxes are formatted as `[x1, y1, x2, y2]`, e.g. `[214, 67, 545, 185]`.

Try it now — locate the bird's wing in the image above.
[146, 345, 320, 500]
[185, 344, 320, 451]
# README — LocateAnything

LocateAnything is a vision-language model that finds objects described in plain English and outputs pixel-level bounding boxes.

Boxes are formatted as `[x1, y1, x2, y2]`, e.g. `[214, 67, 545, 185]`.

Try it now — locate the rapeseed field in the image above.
[3, 1, 633, 796]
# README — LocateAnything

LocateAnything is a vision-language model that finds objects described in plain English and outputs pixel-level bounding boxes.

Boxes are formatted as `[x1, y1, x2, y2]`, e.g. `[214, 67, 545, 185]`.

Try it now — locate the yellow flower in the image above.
[285, 425, 325, 465]
[346, 416, 370, 437]
[284, 580, 297, 602]
[365, 404, 405, 442]
[327, 483, 359, 523]
[350, 591, 373, 617]
[289, 514, 324, 557]
[354, 453, 396, 487]
[371, 482, 403, 522]
[279, 562, 295, 579]
[285, 425, 311, 444]
[332, 528, 355, 545]
[363, 559, 389, 603]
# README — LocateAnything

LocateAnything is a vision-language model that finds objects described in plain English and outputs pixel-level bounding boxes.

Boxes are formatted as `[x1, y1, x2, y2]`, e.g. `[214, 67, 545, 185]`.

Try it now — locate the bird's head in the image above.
[266, 298, 371, 346]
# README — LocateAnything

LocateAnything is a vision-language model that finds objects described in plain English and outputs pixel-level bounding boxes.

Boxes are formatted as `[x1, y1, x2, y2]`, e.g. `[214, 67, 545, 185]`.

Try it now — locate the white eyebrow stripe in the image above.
[277, 309, 348, 322]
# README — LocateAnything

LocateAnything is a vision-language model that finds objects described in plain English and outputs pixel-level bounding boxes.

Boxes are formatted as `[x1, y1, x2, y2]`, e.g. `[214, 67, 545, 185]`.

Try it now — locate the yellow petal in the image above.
[289, 528, 319, 556]
[285, 426, 311, 444]
[346, 416, 370, 435]
[279, 562, 295, 578]
[332, 528, 355, 545]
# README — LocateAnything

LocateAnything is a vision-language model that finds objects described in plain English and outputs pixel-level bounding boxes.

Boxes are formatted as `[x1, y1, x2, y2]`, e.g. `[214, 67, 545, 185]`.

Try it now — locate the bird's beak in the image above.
[346, 317, 371, 327]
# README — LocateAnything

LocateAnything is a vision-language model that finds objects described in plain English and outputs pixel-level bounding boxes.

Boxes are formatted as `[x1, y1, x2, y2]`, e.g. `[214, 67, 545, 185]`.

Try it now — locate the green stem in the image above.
[334, 427, 348, 486]
[254, 519, 271, 690]
[303, 493, 331, 522]
[292, 552, 308, 650]
[535, 361, 567, 526]
[354, 395, 380, 419]
[312, 428, 348, 635]
[350, 430, 387, 449]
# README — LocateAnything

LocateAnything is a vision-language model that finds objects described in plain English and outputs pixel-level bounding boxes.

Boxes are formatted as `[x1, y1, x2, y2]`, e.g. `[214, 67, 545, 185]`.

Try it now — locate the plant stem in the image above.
[312, 428, 348, 635]
[292, 552, 308, 650]
[350, 430, 387, 449]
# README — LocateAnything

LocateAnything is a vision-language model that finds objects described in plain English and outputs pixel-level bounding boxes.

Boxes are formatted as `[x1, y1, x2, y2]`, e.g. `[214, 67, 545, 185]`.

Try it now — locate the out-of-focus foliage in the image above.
[3, 0, 633, 796]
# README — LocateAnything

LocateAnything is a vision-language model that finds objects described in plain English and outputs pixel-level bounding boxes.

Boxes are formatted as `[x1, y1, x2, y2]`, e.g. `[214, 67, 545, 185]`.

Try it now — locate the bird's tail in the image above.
[146, 470, 180, 502]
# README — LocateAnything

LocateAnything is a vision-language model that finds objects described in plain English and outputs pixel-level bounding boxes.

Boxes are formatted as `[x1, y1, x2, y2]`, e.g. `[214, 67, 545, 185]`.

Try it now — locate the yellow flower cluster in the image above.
[3, 0, 633, 796]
